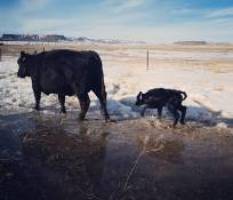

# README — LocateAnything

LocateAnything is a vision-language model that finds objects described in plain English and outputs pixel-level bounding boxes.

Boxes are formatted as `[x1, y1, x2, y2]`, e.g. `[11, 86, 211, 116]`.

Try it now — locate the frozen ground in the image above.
[0, 46, 233, 127]
[1, 112, 233, 200]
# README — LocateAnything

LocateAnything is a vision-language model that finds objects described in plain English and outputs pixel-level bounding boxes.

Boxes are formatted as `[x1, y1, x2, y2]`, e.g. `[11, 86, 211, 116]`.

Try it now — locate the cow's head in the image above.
[135, 91, 144, 106]
[17, 51, 31, 78]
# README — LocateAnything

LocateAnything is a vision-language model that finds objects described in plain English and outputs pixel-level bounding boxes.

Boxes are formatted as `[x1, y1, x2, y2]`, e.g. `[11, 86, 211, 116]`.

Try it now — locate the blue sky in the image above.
[0, 0, 233, 42]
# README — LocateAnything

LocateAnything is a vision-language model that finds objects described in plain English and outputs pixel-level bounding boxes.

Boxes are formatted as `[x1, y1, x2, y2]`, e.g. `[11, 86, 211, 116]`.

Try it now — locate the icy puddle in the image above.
[1, 112, 233, 200]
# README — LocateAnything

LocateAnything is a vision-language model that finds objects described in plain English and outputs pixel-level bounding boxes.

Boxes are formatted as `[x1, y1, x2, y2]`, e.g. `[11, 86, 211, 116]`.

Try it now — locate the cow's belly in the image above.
[40, 75, 74, 96]
[41, 86, 74, 96]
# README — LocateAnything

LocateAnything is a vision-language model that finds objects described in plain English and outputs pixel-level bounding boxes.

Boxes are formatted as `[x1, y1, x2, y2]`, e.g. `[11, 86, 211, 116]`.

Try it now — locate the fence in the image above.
[0, 42, 152, 70]
[0, 43, 2, 61]
[146, 50, 150, 70]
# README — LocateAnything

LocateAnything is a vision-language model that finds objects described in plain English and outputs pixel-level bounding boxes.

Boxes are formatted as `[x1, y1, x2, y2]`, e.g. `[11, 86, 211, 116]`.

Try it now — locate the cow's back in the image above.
[37, 50, 104, 95]
[146, 88, 168, 97]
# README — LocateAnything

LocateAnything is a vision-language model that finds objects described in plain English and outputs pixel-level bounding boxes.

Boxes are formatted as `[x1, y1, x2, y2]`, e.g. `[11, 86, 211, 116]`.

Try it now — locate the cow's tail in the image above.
[180, 91, 187, 100]
[93, 51, 104, 75]
[91, 51, 106, 95]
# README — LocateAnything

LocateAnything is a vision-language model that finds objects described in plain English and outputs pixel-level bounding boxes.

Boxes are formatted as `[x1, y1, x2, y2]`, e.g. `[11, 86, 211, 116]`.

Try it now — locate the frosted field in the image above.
[0, 43, 233, 128]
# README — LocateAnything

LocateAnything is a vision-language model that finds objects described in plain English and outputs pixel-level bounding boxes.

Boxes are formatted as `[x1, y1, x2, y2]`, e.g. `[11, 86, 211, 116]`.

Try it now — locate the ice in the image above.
[216, 122, 228, 129]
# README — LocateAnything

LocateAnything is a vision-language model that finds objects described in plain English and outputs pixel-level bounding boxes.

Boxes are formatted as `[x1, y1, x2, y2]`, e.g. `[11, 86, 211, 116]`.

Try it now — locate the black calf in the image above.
[135, 88, 187, 127]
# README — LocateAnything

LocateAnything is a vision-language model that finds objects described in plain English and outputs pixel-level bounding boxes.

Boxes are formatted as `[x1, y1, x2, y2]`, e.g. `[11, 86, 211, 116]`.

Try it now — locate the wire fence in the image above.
[0, 42, 151, 70]
[0, 42, 3, 62]
[3, 41, 221, 71]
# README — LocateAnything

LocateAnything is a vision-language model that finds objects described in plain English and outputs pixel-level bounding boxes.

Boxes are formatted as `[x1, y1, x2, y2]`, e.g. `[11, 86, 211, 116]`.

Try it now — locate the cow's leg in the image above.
[32, 82, 41, 111]
[167, 103, 180, 127]
[93, 89, 110, 121]
[58, 94, 66, 113]
[78, 94, 90, 121]
[157, 106, 163, 119]
[71, 81, 90, 120]
[178, 105, 187, 125]
[33, 91, 41, 111]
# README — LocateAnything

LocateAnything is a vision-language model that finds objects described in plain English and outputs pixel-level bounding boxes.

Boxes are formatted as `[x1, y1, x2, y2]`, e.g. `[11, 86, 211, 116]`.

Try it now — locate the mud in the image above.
[1, 112, 233, 200]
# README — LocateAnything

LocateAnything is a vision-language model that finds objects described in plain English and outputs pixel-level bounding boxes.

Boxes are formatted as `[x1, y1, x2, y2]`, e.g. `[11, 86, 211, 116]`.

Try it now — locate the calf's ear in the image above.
[138, 91, 143, 100]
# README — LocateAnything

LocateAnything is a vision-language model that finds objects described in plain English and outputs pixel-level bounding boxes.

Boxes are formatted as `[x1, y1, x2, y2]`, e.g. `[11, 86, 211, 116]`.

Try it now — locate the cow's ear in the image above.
[20, 51, 27, 62]
[20, 51, 26, 57]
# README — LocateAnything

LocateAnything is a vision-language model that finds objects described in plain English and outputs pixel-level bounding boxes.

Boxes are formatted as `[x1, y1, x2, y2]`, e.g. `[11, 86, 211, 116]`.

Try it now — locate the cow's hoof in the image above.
[168, 124, 177, 128]
[180, 121, 185, 125]
[172, 125, 177, 128]
[78, 114, 85, 121]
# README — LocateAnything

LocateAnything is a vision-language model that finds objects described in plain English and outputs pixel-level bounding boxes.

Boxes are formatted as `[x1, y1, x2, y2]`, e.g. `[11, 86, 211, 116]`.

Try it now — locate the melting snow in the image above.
[0, 53, 233, 127]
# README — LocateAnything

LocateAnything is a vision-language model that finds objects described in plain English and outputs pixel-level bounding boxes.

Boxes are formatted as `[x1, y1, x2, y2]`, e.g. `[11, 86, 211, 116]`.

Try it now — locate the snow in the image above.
[0, 49, 233, 127]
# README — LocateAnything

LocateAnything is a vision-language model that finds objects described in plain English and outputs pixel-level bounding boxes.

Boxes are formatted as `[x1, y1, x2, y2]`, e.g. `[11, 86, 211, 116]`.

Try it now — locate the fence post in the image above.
[0, 47, 2, 62]
[146, 49, 149, 70]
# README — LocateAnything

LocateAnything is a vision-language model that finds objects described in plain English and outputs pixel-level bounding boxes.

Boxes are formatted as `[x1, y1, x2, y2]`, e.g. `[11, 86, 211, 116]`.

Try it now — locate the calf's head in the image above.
[135, 91, 144, 106]
[17, 51, 31, 78]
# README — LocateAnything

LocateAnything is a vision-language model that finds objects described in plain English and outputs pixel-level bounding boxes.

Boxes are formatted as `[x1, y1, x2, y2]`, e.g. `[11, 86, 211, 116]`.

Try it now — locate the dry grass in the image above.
[1, 42, 233, 72]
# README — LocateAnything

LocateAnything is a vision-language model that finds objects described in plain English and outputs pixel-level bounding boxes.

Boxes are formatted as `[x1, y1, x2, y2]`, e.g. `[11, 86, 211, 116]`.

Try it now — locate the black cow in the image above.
[135, 88, 187, 127]
[17, 49, 110, 121]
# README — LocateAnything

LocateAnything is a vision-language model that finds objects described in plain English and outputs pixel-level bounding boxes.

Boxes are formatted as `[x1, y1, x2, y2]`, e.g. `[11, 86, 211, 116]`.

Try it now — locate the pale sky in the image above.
[1, 0, 233, 42]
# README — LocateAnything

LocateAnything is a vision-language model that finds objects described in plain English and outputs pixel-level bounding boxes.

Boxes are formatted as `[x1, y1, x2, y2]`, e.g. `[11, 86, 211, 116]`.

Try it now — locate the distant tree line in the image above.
[0, 34, 69, 42]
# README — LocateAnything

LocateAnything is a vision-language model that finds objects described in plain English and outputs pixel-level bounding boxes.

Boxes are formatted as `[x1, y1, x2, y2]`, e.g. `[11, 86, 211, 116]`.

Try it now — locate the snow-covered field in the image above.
[1, 44, 233, 128]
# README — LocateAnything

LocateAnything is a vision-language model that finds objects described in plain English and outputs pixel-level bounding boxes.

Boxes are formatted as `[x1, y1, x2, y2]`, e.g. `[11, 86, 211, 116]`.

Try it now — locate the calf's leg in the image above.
[167, 103, 180, 127]
[141, 106, 148, 117]
[157, 106, 163, 119]
[178, 105, 187, 124]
